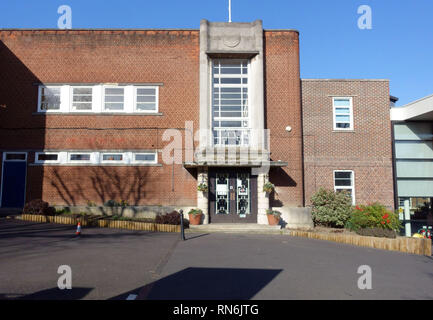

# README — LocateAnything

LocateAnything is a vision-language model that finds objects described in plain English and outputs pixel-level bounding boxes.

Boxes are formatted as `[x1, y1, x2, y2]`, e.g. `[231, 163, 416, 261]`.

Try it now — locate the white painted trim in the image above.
[333, 170, 355, 205]
[390, 94, 433, 121]
[35, 152, 61, 164]
[102, 85, 126, 113]
[1, 152, 28, 208]
[332, 97, 354, 131]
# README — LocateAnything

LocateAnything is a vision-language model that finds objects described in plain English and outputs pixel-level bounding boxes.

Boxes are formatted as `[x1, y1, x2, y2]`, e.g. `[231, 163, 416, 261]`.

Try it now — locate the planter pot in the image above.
[267, 214, 280, 226]
[189, 213, 202, 225]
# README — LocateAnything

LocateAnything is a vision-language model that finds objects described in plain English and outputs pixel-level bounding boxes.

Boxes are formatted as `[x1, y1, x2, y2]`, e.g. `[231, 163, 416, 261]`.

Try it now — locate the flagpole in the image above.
[228, 0, 232, 22]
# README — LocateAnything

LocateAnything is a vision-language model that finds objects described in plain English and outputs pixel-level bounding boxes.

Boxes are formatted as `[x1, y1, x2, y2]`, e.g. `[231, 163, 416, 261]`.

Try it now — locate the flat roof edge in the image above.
[302, 78, 389, 82]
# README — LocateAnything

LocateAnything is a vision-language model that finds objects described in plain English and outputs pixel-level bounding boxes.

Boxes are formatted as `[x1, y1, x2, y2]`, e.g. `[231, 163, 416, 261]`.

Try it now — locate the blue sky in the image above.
[1, 0, 432, 106]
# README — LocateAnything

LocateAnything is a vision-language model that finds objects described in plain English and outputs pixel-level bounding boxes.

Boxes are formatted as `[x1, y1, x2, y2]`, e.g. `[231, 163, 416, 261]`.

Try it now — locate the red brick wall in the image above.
[264, 31, 304, 207]
[301, 79, 394, 208]
[0, 30, 199, 206]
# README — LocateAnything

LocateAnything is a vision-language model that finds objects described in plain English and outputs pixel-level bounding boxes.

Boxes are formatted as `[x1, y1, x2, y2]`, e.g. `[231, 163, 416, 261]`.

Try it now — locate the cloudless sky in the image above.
[1, 0, 432, 106]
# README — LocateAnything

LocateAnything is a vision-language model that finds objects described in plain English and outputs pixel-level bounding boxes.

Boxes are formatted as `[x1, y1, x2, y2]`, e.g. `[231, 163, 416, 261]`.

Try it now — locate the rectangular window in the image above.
[71, 87, 93, 111]
[334, 170, 355, 205]
[101, 153, 124, 162]
[35, 152, 59, 163]
[333, 97, 353, 130]
[133, 152, 157, 164]
[104, 87, 124, 111]
[135, 87, 158, 112]
[4, 153, 27, 161]
[212, 59, 249, 146]
[69, 153, 92, 162]
[39, 86, 61, 111]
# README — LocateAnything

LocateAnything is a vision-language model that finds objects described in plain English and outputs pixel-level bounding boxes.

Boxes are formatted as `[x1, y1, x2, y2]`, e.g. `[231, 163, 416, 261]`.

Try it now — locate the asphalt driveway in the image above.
[1, 218, 432, 300]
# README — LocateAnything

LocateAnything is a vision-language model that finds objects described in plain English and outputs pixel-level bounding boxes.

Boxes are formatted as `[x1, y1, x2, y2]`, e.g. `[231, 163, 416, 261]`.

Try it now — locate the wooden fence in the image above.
[20, 214, 181, 233]
[289, 230, 432, 256]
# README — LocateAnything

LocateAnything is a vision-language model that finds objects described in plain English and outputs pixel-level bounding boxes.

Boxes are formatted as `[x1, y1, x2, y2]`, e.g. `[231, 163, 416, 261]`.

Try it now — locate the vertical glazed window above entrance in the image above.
[212, 59, 250, 146]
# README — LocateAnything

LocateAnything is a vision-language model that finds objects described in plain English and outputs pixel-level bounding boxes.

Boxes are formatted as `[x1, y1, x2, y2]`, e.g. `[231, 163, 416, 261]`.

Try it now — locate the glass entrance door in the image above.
[209, 168, 257, 223]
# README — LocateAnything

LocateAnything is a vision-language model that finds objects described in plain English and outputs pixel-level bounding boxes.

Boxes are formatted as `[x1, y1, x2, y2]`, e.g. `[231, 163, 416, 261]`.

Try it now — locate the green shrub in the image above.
[345, 203, 401, 232]
[310, 188, 353, 228]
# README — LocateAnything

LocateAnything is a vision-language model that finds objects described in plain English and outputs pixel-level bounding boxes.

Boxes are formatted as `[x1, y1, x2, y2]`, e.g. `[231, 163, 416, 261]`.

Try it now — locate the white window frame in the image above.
[35, 152, 61, 164]
[67, 152, 93, 163]
[102, 85, 125, 112]
[100, 153, 126, 164]
[333, 170, 355, 205]
[333, 97, 353, 131]
[38, 85, 62, 112]
[70, 86, 94, 112]
[211, 59, 251, 146]
[132, 152, 158, 164]
[134, 86, 159, 113]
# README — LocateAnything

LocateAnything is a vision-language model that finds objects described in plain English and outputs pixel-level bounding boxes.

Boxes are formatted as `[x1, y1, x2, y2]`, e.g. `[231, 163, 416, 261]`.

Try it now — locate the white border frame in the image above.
[100, 152, 126, 164]
[67, 152, 93, 163]
[35, 152, 61, 164]
[333, 170, 355, 205]
[70, 86, 94, 112]
[332, 97, 353, 131]
[1, 152, 28, 208]
[133, 86, 159, 113]
[132, 152, 158, 164]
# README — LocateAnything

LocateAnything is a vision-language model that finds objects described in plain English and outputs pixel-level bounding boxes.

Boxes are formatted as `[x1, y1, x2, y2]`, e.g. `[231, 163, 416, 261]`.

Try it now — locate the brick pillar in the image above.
[257, 173, 270, 224]
[197, 167, 209, 224]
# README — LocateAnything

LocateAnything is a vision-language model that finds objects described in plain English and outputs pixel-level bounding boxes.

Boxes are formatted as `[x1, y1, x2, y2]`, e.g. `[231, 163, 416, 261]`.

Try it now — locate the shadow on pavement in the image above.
[0, 287, 93, 300]
[129, 267, 282, 300]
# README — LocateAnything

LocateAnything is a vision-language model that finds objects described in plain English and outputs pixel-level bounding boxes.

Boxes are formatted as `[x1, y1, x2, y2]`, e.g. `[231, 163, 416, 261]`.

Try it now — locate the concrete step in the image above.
[187, 223, 286, 235]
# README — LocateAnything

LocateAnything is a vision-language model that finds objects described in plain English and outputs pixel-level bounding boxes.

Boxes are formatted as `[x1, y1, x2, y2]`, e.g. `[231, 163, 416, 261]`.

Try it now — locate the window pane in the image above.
[335, 107, 350, 114]
[70, 154, 91, 161]
[335, 172, 352, 186]
[102, 154, 123, 161]
[38, 154, 58, 161]
[137, 88, 155, 95]
[135, 154, 156, 162]
[41, 87, 61, 110]
[104, 88, 124, 110]
[5, 153, 26, 160]
[136, 103, 156, 111]
[336, 123, 351, 129]
[336, 115, 350, 122]
[334, 98, 350, 107]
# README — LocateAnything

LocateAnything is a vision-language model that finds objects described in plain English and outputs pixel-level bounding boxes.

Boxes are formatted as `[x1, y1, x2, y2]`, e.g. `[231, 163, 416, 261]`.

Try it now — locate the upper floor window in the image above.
[333, 97, 353, 130]
[39, 86, 61, 111]
[135, 86, 158, 112]
[212, 59, 249, 146]
[334, 170, 355, 205]
[71, 87, 93, 111]
[104, 87, 125, 111]
[37, 84, 160, 114]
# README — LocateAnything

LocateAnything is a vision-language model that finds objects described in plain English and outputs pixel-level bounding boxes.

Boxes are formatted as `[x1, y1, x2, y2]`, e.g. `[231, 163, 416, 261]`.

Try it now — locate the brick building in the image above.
[0, 20, 395, 227]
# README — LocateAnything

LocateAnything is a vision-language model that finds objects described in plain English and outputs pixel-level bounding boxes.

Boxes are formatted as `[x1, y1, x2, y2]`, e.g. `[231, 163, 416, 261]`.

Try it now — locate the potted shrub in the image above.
[197, 183, 208, 192]
[263, 182, 275, 194]
[266, 209, 281, 225]
[188, 208, 203, 225]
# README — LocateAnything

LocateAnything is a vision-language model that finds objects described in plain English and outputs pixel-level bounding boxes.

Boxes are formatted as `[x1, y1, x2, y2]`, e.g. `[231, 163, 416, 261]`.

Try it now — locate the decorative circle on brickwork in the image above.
[223, 36, 241, 48]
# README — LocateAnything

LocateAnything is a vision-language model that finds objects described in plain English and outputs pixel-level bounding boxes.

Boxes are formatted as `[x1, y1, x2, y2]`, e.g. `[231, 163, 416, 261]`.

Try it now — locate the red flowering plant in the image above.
[345, 202, 401, 232]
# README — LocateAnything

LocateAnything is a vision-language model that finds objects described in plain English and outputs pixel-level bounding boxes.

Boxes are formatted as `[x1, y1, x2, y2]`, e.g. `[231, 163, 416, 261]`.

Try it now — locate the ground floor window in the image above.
[334, 170, 355, 205]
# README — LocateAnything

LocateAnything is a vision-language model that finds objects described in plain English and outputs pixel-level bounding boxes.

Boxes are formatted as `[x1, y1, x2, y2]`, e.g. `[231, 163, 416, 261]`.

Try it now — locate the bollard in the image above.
[179, 209, 185, 241]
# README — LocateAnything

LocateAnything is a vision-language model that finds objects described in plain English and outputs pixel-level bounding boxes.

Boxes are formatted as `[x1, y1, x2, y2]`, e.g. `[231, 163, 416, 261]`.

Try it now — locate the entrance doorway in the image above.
[209, 168, 257, 223]
[1, 152, 27, 208]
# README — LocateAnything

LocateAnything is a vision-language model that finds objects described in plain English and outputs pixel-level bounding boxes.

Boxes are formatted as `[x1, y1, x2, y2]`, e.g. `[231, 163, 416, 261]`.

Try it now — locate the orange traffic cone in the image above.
[76, 222, 81, 236]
